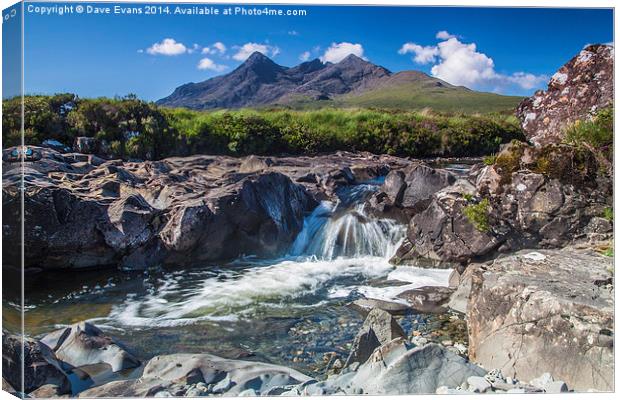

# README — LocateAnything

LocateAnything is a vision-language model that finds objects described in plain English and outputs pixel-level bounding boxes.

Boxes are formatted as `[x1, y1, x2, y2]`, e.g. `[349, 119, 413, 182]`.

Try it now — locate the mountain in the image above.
[157, 52, 522, 112]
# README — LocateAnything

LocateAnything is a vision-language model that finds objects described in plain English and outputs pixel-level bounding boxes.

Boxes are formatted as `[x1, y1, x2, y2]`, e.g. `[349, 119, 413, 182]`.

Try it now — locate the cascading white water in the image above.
[289, 201, 406, 260]
[102, 180, 452, 328]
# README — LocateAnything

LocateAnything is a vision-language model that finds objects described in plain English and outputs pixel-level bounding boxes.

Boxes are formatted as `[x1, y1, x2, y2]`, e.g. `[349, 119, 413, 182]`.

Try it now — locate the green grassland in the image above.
[2, 94, 525, 160]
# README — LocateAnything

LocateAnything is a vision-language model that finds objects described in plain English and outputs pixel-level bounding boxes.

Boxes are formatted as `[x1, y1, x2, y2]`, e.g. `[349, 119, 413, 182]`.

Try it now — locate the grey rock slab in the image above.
[41, 321, 140, 373]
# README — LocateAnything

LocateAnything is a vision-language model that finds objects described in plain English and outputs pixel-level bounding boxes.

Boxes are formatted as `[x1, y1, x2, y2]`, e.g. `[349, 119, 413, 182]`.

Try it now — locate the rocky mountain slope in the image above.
[157, 52, 521, 112]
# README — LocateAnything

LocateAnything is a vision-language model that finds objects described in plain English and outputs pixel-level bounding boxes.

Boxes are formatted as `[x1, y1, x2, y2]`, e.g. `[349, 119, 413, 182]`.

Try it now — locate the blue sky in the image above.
[10, 3, 615, 100]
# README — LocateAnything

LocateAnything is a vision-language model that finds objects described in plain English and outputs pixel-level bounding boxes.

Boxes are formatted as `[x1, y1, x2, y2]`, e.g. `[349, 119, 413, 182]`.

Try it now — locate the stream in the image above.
[5, 171, 463, 378]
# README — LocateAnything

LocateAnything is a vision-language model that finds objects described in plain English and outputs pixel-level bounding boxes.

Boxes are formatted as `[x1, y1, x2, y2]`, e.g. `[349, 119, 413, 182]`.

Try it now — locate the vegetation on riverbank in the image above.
[2, 94, 525, 160]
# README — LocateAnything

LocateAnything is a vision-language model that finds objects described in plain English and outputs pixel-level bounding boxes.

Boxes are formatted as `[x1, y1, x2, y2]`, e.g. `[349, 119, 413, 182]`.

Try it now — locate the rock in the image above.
[448, 267, 475, 314]
[411, 337, 428, 347]
[382, 170, 407, 204]
[73, 137, 98, 154]
[4, 148, 414, 271]
[396, 286, 455, 313]
[41, 321, 140, 372]
[467, 248, 614, 391]
[484, 369, 505, 385]
[348, 298, 410, 316]
[467, 376, 491, 393]
[393, 191, 504, 265]
[545, 380, 569, 393]
[448, 269, 460, 288]
[2, 333, 71, 394]
[239, 155, 273, 173]
[398, 164, 456, 212]
[530, 372, 554, 390]
[393, 138, 610, 266]
[29, 384, 68, 398]
[343, 342, 486, 394]
[345, 308, 406, 367]
[42, 139, 70, 153]
[78, 353, 312, 397]
[516, 44, 613, 146]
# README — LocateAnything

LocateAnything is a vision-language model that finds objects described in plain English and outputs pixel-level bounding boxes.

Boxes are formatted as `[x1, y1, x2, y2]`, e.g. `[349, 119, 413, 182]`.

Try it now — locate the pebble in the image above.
[467, 376, 492, 393]
[212, 376, 233, 393]
[441, 340, 454, 347]
[453, 342, 467, 354]
[485, 368, 505, 384]
[411, 337, 428, 347]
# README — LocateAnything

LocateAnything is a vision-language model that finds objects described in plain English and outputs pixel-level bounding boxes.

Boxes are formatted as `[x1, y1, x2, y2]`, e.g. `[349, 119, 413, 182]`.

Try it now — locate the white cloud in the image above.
[213, 42, 227, 54]
[398, 35, 547, 92]
[232, 42, 279, 61]
[197, 57, 228, 72]
[188, 44, 200, 54]
[299, 51, 311, 62]
[430, 38, 497, 87]
[146, 38, 187, 56]
[506, 72, 548, 90]
[203, 42, 227, 55]
[398, 42, 438, 64]
[321, 42, 365, 63]
[436, 30, 457, 40]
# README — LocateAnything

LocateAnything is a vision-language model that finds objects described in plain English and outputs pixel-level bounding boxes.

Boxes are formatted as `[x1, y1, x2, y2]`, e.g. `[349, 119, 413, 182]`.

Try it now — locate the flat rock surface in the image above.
[466, 247, 614, 391]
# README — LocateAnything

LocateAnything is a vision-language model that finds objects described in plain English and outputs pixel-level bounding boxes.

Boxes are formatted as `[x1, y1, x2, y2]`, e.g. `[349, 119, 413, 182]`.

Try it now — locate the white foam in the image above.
[350, 266, 453, 304]
[107, 256, 395, 327]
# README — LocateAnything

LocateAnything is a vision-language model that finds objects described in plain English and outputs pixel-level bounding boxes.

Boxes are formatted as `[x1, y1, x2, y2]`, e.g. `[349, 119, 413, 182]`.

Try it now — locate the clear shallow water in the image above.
[8, 176, 454, 376]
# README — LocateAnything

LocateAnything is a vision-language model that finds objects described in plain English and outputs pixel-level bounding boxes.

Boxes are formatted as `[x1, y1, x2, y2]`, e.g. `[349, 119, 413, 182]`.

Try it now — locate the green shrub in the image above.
[463, 198, 491, 232]
[603, 207, 614, 222]
[483, 154, 497, 165]
[565, 107, 613, 149]
[4, 94, 526, 160]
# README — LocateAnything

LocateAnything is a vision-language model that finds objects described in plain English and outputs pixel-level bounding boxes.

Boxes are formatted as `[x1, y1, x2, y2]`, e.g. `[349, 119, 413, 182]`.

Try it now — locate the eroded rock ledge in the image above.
[2, 148, 409, 271]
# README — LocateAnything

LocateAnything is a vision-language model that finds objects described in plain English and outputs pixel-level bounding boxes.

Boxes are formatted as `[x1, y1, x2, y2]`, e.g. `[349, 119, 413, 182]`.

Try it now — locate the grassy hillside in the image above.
[335, 81, 523, 113]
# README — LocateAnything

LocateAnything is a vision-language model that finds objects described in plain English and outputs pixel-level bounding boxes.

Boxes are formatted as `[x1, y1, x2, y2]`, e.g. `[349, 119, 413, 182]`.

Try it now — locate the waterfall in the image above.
[290, 198, 406, 260]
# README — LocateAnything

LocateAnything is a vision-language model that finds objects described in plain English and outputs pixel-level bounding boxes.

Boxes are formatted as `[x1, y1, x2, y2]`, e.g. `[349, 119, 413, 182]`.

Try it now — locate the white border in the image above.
[0, 1, 617, 400]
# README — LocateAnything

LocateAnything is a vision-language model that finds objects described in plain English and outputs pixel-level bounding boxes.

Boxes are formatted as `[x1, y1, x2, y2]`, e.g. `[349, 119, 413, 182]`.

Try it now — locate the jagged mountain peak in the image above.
[156, 51, 517, 111]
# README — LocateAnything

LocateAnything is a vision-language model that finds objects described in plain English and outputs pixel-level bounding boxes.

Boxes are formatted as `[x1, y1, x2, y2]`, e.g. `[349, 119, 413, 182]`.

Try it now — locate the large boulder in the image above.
[2, 333, 71, 394]
[296, 340, 486, 395]
[516, 44, 613, 146]
[366, 163, 456, 221]
[466, 248, 614, 391]
[391, 181, 506, 265]
[345, 308, 406, 367]
[41, 321, 140, 373]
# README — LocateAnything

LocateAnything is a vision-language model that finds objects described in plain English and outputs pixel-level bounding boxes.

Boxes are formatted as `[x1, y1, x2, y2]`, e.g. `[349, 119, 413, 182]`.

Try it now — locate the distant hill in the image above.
[157, 52, 523, 113]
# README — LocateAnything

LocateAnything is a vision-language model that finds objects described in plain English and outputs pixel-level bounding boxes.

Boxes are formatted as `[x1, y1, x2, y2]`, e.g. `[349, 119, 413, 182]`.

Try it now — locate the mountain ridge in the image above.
[157, 52, 522, 112]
